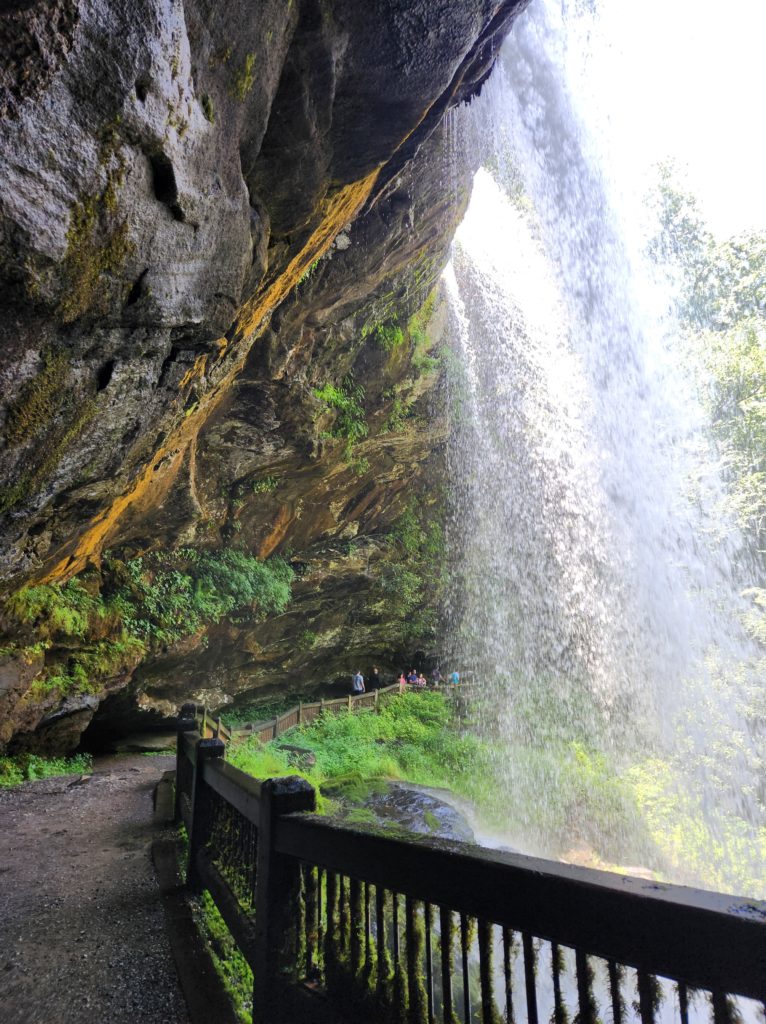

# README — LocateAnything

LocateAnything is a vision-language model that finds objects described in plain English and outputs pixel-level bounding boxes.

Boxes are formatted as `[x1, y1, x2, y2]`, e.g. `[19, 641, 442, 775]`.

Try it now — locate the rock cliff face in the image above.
[0, 0, 527, 751]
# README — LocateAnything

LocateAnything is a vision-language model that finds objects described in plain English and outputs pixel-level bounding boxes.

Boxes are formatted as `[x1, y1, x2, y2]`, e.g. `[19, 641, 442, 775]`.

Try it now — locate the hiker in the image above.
[370, 665, 381, 689]
[407, 669, 418, 685]
[416, 672, 427, 688]
[450, 669, 460, 685]
[432, 667, 442, 687]
[398, 671, 407, 688]
[352, 670, 365, 694]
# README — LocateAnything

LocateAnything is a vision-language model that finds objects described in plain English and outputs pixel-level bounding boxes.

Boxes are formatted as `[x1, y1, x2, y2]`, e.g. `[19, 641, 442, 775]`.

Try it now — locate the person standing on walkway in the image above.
[370, 665, 381, 690]
[450, 669, 460, 685]
[352, 670, 365, 694]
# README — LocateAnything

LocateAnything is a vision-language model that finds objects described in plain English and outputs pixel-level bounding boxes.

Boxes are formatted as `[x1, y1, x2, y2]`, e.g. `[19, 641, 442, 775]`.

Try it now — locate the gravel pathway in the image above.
[0, 754, 190, 1024]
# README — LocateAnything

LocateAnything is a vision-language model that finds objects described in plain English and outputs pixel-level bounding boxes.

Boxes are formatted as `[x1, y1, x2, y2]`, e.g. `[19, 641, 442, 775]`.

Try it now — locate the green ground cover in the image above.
[0, 752, 92, 787]
[229, 690, 488, 810]
[230, 689, 766, 897]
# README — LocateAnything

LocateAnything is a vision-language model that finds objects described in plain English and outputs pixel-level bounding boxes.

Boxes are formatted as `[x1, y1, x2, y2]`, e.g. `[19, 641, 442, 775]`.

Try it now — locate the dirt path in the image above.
[0, 754, 190, 1024]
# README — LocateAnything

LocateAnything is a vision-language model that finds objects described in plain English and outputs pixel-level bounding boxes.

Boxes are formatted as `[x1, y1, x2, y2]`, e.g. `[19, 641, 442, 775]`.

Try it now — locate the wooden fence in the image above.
[233, 682, 403, 744]
[174, 710, 766, 1024]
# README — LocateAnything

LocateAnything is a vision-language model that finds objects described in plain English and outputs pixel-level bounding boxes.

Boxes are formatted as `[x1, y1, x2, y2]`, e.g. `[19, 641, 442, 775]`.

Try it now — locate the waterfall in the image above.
[444, 0, 765, 895]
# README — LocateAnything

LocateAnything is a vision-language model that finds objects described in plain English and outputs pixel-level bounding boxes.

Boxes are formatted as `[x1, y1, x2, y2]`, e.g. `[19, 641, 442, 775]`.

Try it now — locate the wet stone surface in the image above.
[0, 754, 188, 1024]
[326, 779, 476, 842]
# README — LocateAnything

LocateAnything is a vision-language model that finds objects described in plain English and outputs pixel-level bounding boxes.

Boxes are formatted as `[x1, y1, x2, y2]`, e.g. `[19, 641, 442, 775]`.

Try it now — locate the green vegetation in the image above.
[250, 475, 279, 495]
[229, 690, 651, 872]
[112, 548, 294, 646]
[191, 891, 253, 1023]
[381, 395, 408, 434]
[59, 148, 132, 324]
[406, 294, 442, 377]
[2, 549, 294, 701]
[313, 375, 368, 462]
[0, 752, 92, 788]
[201, 93, 215, 123]
[230, 691, 488, 805]
[299, 629, 318, 649]
[298, 259, 319, 284]
[0, 356, 98, 515]
[230, 53, 256, 102]
[372, 321, 405, 353]
[375, 499, 446, 648]
[5, 348, 70, 447]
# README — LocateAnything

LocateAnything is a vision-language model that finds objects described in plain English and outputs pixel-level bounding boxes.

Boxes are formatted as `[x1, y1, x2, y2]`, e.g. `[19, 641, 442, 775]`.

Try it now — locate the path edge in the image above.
[152, 771, 240, 1024]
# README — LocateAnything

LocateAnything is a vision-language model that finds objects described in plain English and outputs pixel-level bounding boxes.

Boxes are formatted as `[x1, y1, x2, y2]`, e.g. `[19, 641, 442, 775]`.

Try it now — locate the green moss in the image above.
[201, 93, 215, 123]
[5, 349, 70, 447]
[382, 396, 409, 434]
[59, 148, 132, 324]
[372, 322, 405, 353]
[192, 890, 253, 1023]
[298, 260, 319, 285]
[230, 53, 256, 102]
[374, 498, 446, 648]
[0, 397, 98, 515]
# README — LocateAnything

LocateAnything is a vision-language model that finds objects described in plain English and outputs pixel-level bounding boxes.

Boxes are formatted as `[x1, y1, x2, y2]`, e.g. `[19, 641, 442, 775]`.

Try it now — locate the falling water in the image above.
[444, 0, 765, 895]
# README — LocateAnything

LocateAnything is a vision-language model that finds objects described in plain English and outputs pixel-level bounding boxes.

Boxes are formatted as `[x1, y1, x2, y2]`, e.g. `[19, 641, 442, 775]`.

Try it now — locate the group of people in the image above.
[350, 665, 460, 694]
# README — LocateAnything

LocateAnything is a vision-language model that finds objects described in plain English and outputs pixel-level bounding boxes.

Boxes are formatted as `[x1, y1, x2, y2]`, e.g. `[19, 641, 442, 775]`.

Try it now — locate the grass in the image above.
[0, 753, 92, 787]
[229, 686, 766, 897]
[229, 691, 490, 810]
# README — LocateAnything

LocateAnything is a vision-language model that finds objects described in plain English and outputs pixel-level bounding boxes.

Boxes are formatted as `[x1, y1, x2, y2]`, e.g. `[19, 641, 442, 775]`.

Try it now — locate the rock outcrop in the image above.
[0, 0, 528, 751]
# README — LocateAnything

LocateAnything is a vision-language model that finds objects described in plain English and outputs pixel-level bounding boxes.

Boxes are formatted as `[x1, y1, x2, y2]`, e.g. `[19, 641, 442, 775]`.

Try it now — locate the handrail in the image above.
[230, 681, 403, 741]
[274, 812, 766, 1001]
[174, 706, 766, 1022]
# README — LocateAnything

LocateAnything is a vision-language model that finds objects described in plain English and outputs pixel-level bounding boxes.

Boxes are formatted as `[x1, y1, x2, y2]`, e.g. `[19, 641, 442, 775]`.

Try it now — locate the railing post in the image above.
[297, 701, 302, 725]
[174, 702, 197, 823]
[186, 737, 225, 893]
[252, 776, 316, 1023]
[348, 694, 353, 712]
[374, 688, 379, 710]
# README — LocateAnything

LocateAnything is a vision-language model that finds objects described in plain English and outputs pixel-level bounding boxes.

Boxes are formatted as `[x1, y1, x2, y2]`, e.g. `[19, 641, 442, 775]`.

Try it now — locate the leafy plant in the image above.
[314, 375, 368, 461]
[2, 549, 294, 700]
[0, 752, 92, 787]
[373, 321, 405, 353]
[251, 475, 279, 494]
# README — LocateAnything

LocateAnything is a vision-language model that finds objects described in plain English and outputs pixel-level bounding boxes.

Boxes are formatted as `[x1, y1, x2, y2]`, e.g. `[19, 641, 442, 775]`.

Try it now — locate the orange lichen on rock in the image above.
[257, 504, 294, 559]
[34, 172, 380, 584]
[179, 354, 208, 390]
[235, 170, 380, 342]
[40, 443, 189, 582]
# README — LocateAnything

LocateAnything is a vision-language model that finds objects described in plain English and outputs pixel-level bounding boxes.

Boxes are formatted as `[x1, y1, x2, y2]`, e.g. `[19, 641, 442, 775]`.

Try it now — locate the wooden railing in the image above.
[233, 682, 403, 744]
[174, 712, 766, 1024]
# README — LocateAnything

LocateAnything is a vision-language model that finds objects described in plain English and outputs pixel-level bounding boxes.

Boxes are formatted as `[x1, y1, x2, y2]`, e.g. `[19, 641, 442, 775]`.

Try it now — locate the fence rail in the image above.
[173, 708, 766, 1024]
[234, 682, 403, 744]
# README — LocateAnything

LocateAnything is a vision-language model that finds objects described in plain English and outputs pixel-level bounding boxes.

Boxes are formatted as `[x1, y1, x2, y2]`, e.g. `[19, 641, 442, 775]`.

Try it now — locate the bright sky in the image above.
[568, 0, 766, 239]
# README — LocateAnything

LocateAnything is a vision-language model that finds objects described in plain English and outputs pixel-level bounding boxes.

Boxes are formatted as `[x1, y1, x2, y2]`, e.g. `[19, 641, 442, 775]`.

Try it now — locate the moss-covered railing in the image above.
[174, 716, 766, 1024]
